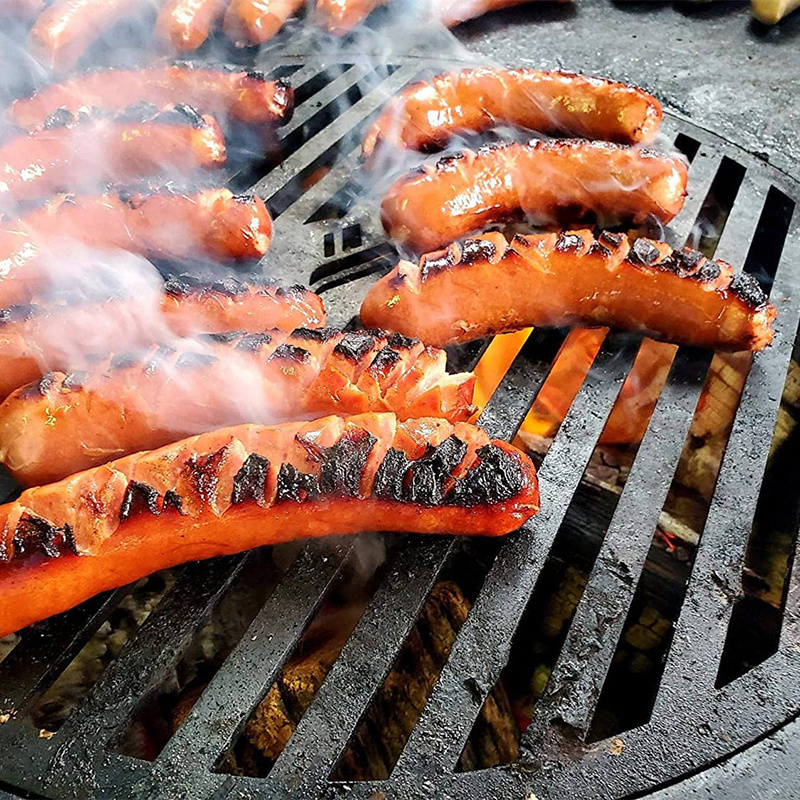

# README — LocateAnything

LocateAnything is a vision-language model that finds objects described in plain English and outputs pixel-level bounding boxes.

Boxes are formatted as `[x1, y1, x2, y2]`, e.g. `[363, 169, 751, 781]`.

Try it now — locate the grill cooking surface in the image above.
[0, 56, 799, 800]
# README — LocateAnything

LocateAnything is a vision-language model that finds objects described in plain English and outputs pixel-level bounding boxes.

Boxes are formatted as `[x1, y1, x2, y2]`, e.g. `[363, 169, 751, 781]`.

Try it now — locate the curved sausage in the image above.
[380, 140, 688, 253]
[27, 0, 144, 73]
[0, 413, 538, 635]
[314, 0, 383, 35]
[0, 278, 325, 402]
[0, 328, 475, 485]
[8, 65, 294, 131]
[0, 105, 226, 212]
[155, 0, 229, 52]
[363, 69, 662, 161]
[360, 230, 776, 351]
[223, 0, 306, 45]
[0, 188, 270, 309]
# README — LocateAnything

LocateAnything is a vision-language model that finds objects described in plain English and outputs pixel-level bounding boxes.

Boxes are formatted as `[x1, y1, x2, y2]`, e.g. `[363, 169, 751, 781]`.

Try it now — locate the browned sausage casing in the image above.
[0, 277, 326, 401]
[0, 414, 539, 636]
[0, 106, 226, 212]
[9, 65, 293, 131]
[155, 0, 229, 52]
[0, 188, 270, 310]
[224, 0, 306, 45]
[315, 0, 383, 34]
[380, 140, 688, 253]
[361, 230, 776, 352]
[363, 69, 662, 161]
[28, 0, 145, 73]
[0, 328, 476, 485]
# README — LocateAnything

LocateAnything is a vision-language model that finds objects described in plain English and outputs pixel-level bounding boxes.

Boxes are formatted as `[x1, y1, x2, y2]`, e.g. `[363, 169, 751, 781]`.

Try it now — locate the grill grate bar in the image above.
[43, 557, 247, 795]
[268, 332, 559, 788]
[276, 64, 376, 140]
[713, 172, 771, 265]
[524, 346, 712, 745]
[158, 541, 352, 773]
[0, 587, 129, 713]
[655, 207, 800, 707]
[267, 537, 455, 792]
[667, 148, 724, 247]
[252, 64, 419, 203]
[476, 329, 566, 441]
[393, 333, 641, 776]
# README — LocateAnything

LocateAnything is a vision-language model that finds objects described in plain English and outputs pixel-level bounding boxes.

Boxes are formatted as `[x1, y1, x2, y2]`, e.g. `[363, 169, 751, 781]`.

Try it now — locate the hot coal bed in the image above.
[1, 6, 800, 800]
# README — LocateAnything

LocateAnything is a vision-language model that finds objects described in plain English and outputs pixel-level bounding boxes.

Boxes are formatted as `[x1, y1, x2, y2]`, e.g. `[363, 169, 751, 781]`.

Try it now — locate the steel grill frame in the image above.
[0, 56, 799, 800]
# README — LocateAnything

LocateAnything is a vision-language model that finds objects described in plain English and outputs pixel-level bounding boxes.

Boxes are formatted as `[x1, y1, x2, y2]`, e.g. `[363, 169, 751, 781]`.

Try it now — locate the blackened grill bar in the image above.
[0, 54, 799, 800]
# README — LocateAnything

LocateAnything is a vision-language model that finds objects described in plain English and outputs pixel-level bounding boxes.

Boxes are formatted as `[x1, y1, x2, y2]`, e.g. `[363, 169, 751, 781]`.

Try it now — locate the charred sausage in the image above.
[363, 69, 662, 161]
[0, 188, 271, 309]
[0, 105, 226, 212]
[0, 328, 475, 485]
[8, 65, 294, 131]
[0, 278, 325, 402]
[27, 0, 145, 73]
[381, 140, 688, 253]
[0, 413, 538, 635]
[155, 0, 229, 52]
[360, 230, 776, 351]
[223, 0, 306, 45]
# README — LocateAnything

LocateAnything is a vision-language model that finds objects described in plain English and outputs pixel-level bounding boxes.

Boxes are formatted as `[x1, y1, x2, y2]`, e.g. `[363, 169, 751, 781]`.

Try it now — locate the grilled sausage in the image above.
[0, 279, 325, 402]
[160, 277, 326, 337]
[155, 0, 229, 52]
[224, 0, 305, 45]
[0, 105, 226, 212]
[0, 413, 538, 635]
[27, 0, 144, 73]
[0, 188, 271, 309]
[0, 328, 475, 485]
[315, 0, 383, 34]
[9, 65, 294, 131]
[381, 140, 688, 253]
[435, 0, 550, 26]
[363, 69, 662, 161]
[360, 230, 776, 351]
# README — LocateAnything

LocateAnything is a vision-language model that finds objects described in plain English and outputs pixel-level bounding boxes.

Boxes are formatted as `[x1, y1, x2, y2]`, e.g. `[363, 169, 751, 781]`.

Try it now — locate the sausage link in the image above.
[363, 68, 662, 161]
[0, 276, 325, 401]
[0, 327, 475, 485]
[155, 0, 229, 52]
[361, 230, 776, 351]
[0, 188, 271, 309]
[315, 0, 383, 35]
[380, 140, 688, 253]
[0, 105, 226, 212]
[0, 413, 538, 635]
[223, 0, 305, 45]
[27, 0, 146, 73]
[9, 65, 294, 131]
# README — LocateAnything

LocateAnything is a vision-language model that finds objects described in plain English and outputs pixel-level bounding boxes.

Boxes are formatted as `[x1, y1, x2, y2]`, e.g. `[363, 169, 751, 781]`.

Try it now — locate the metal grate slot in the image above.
[394, 334, 640, 777]
[42, 558, 247, 798]
[0, 589, 130, 716]
[214, 538, 393, 777]
[657, 208, 799, 696]
[331, 538, 506, 781]
[157, 541, 353, 789]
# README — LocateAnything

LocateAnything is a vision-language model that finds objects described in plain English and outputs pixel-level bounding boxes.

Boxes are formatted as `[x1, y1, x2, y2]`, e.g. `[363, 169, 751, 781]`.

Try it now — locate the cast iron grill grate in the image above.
[0, 57, 799, 800]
